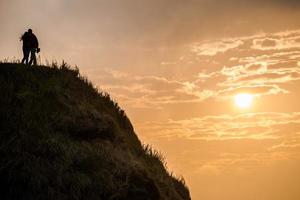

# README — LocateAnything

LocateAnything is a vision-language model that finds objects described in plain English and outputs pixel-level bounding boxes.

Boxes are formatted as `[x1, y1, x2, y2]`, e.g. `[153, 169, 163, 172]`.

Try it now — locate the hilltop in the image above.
[0, 63, 190, 200]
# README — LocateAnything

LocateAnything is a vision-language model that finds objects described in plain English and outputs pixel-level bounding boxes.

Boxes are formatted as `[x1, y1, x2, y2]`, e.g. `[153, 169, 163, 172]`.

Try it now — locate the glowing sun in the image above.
[234, 93, 253, 109]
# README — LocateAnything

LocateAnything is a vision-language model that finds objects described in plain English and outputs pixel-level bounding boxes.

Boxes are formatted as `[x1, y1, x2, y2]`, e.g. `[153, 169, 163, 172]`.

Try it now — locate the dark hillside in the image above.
[0, 63, 190, 200]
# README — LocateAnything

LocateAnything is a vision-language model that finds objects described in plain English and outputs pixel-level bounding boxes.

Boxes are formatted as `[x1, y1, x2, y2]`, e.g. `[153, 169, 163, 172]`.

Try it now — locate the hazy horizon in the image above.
[1, 0, 300, 199]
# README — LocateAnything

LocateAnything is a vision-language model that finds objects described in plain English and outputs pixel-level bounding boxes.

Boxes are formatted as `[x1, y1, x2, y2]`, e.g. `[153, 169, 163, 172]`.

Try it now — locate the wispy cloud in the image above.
[252, 32, 300, 50]
[190, 39, 244, 56]
[93, 69, 208, 108]
[136, 112, 300, 140]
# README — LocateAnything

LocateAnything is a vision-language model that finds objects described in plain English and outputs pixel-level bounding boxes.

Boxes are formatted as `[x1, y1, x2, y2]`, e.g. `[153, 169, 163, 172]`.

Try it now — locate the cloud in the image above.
[217, 85, 288, 99]
[136, 112, 300, 140]
[190, 39, 244, 56]
[90, 69, 214, 108]
[252, 33, 300, 50]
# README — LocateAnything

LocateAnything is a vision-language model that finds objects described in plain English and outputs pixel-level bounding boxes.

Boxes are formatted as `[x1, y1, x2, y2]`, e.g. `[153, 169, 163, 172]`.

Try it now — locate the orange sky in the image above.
[1, 1, 300, 199]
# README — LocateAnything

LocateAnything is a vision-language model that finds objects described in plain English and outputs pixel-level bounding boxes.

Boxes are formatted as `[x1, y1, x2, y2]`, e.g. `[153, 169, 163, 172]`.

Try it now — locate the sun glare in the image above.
[234, 93, 253, 109]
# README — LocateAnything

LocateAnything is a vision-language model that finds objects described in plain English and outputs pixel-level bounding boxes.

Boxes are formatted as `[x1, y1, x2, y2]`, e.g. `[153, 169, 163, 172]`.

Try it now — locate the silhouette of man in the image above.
[20, 31, 30, 64]
[27, 29, 40, 66]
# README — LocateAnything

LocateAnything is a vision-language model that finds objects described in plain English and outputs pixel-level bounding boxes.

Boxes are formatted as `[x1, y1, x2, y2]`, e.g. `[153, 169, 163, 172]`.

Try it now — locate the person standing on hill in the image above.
[20, 31, 30, 64]
[27, 29, 40, 66]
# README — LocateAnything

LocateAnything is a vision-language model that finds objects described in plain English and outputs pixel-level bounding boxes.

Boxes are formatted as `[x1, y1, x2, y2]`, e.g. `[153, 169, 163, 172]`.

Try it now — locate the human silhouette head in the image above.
[28, 29, 32, 34]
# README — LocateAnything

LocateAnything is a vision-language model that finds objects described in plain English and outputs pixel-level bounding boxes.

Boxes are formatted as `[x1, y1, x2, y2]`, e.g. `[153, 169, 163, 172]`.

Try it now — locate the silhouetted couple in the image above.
[20, 29, 40, 65]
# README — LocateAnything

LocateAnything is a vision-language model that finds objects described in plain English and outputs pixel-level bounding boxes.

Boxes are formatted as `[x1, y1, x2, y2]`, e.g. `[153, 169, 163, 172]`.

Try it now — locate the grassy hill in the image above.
[0, 63, 190, 200]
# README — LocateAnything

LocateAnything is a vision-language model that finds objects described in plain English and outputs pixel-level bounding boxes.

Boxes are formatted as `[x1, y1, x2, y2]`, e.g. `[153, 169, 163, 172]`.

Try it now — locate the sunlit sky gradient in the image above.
[1, 1, 300, 199]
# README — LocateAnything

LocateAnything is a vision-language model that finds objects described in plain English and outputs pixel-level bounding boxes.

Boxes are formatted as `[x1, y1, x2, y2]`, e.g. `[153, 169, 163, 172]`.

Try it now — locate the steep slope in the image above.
[0, 63, 190, 200]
